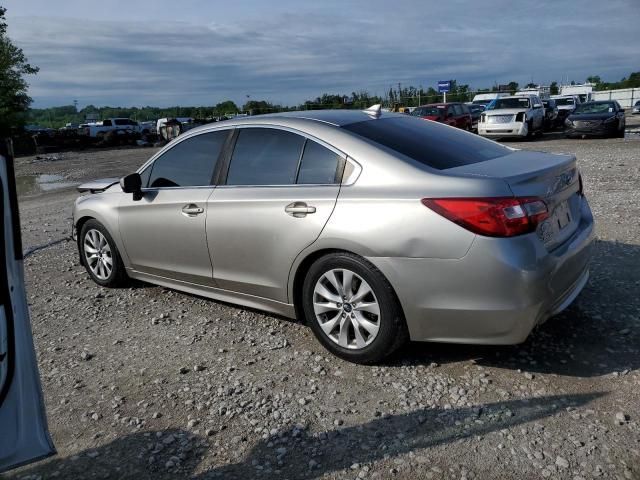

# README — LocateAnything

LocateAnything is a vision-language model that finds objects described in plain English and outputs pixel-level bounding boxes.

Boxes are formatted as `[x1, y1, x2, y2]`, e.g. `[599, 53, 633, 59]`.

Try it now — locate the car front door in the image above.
[1, 142, 55, 473]
[207, 127, 344, 302]
[118, 129, 229, 285]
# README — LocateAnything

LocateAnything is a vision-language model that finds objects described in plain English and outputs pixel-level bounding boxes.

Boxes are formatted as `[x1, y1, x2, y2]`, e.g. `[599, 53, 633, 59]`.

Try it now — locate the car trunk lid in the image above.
[446, 149, 582, 249]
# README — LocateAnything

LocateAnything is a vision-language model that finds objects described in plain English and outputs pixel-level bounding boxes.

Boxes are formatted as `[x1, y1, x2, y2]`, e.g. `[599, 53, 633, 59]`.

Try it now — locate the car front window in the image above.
[147, 130, 228, 188]
[574, 103, 615, 114]
[489, 98, 531, 109]
[554, 98, 575, 106]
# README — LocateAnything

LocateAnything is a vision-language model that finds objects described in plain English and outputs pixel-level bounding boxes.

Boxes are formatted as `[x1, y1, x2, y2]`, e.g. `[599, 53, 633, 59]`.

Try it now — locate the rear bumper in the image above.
[478, 121, 527, 138]
[368, 197, 595, 344]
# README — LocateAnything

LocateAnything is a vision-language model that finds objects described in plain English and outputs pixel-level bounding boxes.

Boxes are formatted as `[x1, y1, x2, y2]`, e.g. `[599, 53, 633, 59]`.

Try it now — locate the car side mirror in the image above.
[619, 108, 625, 113]
[533, 103, 542, 109]
[120, 173, 143, 201]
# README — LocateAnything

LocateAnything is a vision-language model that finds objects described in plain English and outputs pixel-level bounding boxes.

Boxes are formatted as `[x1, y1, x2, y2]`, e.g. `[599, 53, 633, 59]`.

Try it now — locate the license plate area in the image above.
[538, 200, 572, 244]
[553, 201, 572, 230]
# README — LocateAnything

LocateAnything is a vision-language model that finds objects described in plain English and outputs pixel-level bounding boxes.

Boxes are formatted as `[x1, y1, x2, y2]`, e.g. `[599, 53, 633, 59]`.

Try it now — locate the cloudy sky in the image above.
[5, 0, 640, 108]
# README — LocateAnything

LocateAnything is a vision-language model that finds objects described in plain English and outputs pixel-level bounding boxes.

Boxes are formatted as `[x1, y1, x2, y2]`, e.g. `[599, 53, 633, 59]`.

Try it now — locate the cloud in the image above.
[7, 0, 640, 108]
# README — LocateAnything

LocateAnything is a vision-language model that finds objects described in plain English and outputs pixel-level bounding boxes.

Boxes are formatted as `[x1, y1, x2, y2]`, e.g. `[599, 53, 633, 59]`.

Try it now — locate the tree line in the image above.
[26, 71, 640, 129]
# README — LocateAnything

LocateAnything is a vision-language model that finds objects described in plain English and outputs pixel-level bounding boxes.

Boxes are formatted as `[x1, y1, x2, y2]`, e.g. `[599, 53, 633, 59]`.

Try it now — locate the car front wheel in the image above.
[80, 219, 128, 287]
[302, 253, 408, 364]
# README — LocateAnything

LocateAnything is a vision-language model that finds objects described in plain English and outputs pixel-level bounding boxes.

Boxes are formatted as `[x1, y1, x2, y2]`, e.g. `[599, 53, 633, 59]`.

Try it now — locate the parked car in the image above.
[477, 95, 545, 139]
[72, 107, 594, 364]
[1, 142, 55, 473]
[542, 98, 559, 130]
[632, 100, 640, 115]
[551, 95, 579, 125]
[565, 101, 626, 138]
[411, 103, 472, 130]
[82, 118, 141, 138]
[467, 104, 485, 131]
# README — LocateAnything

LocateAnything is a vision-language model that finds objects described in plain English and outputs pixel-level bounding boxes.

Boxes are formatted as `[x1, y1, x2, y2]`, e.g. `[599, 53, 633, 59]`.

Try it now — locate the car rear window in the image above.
[342, 116, 509, 170]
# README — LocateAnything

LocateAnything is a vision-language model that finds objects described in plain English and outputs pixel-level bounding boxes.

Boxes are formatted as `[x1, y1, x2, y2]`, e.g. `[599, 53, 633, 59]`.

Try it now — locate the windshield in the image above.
[488, 98, 530, 110]
[472, 99, 492, 106]
[411, 106, 444, 117]
[574, 102, 615, 114]
[342, 116, 509, 170]
[554, 97, 575, 106]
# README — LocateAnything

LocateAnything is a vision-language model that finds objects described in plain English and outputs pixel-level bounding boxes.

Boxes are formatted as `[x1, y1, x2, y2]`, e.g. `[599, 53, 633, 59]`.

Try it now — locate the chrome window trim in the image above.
[136, 123, 361, 191]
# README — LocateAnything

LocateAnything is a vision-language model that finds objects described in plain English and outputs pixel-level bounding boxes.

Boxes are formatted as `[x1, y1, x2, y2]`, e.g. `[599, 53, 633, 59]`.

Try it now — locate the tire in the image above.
[80, 219, 128, 288]
[616, 120, 625, 138]
[302, 252, 408, 364]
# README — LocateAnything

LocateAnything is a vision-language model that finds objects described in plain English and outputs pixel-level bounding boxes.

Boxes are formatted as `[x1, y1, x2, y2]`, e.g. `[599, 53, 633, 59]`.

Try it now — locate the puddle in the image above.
[16, 174, 79, 196]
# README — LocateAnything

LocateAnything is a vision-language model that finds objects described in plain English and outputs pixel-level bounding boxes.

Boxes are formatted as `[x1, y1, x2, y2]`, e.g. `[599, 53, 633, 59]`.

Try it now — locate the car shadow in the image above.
[384, 239, 640, 378]
[7, 392, 604, 480]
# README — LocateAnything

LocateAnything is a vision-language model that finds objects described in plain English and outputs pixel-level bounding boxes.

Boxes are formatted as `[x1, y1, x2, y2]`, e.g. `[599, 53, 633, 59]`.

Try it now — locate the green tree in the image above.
[550, 81, 559, 95]
[214, 100, 239, 115]
[508, 81, 519, 93]
[0, 6, 39, 136]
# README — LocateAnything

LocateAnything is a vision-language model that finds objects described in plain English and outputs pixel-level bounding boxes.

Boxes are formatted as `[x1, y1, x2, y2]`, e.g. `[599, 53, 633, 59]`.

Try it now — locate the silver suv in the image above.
[478, 95, 545, 139]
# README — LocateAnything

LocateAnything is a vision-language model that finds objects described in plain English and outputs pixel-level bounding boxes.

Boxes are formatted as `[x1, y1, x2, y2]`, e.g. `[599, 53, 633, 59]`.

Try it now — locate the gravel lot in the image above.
[5, 124, 640, 479]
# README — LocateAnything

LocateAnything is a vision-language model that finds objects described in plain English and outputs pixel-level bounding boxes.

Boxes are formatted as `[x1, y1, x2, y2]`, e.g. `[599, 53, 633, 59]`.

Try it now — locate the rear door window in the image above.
[148, 130, 228, 188]
[296, 140, 341, 184]
[342, 116, 509, 170]
[226, 128, 305, 185]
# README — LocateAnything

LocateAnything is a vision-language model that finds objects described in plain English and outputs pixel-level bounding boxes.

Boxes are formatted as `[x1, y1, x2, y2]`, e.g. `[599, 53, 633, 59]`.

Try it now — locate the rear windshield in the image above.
[411, 106, 443, 117]
[342, 116, 509, 170]
[554, 97, 575, 106]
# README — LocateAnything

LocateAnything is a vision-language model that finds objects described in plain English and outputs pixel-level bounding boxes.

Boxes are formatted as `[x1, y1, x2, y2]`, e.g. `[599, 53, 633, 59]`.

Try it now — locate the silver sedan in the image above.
[72, 107, 594, 363]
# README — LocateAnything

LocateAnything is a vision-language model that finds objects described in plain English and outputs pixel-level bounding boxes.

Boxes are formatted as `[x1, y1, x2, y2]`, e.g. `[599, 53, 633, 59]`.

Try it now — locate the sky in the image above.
[4, 0, 640, 109]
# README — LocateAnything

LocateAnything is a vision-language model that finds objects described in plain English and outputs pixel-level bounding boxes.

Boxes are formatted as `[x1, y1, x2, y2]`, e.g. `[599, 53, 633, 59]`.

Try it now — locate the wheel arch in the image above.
[74, 199, 128, 266]
[289, 246, 406, 328]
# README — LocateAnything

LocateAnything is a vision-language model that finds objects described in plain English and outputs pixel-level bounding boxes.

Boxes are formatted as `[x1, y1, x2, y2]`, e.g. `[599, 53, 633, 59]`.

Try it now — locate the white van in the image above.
[471, 93, 510, 107]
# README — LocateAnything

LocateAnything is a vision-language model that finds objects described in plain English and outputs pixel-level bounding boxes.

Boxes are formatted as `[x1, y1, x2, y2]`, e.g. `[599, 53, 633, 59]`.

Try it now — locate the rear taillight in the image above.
[421, 197, 549, 237]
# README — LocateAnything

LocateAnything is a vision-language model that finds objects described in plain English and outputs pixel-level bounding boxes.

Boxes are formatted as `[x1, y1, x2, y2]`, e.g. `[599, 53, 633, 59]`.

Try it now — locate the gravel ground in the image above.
[4, 125, 640, 480]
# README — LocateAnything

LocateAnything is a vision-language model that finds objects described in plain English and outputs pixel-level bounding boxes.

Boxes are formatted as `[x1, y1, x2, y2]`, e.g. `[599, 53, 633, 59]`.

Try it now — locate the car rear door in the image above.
[0, 141, 55, 473]
[207, 127, 344, 302]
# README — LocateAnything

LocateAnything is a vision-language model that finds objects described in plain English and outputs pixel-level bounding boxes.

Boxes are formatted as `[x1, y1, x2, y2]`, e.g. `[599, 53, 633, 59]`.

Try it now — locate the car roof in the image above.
[260, 109, 408, 126]
[189, 109, 407, 132]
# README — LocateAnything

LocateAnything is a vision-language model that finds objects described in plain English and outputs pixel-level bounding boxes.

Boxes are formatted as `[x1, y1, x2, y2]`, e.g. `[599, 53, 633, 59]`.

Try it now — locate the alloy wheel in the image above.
[313, 268, 380, 349]
[83, 229, 113, 280]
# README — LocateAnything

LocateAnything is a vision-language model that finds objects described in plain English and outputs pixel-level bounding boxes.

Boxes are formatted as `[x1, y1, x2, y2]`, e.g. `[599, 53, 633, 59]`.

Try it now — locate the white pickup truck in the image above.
[81, 118, 141, 138]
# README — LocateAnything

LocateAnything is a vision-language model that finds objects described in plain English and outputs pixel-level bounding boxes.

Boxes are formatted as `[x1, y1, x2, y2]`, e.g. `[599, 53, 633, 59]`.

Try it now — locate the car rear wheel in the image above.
[80, 219, 128, 287]
[302, 253, 408, 364]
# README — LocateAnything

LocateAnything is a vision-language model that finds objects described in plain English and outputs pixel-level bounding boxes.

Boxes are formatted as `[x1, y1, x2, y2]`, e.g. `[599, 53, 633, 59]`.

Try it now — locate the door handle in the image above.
[181, 204, 204, 216]
[285, 202, 316, 217]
